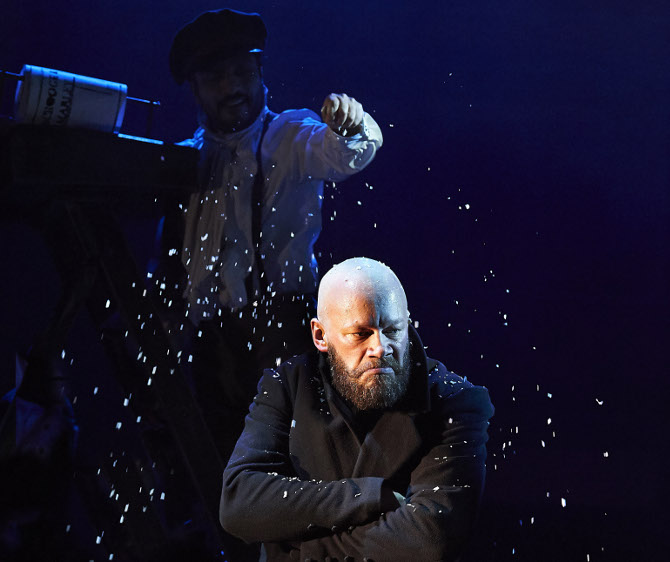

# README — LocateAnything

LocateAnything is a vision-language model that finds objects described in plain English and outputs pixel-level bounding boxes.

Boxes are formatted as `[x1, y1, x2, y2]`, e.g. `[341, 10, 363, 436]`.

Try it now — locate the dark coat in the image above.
[221, 326, 494, 561]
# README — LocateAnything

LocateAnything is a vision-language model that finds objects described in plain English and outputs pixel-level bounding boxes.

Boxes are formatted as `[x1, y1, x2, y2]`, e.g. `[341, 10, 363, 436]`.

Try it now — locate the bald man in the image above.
[221, 258, 494, 562]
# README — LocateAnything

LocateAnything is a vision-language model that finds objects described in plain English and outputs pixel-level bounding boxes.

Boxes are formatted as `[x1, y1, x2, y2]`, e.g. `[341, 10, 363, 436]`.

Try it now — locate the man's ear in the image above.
[310, 318, 328, 353]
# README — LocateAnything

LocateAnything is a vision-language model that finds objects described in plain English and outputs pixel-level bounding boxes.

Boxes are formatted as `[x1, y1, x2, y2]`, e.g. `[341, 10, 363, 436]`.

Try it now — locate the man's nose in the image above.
[215, 75, 236, 95]
[212, 71, 242, 94]
[368, 331, 391, 358]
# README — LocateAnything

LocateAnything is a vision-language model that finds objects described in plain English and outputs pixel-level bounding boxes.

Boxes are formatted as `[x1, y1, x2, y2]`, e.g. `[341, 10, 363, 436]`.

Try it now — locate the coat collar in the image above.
[313, 323, 432, 478]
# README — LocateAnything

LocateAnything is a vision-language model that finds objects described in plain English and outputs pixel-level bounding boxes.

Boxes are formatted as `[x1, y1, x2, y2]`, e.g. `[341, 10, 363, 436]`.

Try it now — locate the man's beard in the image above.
[328, 344, 411, 411]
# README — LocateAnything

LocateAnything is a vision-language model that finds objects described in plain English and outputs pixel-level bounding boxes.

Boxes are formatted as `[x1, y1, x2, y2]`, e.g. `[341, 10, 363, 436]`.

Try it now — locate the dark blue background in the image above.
[1, 1, 668, 560]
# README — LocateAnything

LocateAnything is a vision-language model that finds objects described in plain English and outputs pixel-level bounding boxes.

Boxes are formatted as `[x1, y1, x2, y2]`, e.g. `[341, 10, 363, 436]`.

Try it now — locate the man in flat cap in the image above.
[220, 257, 494, 561]
[158, 9, 383, 472]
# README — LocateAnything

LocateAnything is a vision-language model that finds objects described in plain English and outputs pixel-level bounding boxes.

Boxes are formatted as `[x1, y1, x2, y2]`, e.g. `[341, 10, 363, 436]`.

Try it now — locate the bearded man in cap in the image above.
[160, 9, 383, 466]
[220, 257, 494, 561]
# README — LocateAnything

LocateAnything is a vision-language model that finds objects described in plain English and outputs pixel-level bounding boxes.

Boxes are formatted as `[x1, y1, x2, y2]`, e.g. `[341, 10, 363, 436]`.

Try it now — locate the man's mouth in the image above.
[362, 367, 393, 376]
[359, 366, 394, 387]
[220, 95, 248, 108]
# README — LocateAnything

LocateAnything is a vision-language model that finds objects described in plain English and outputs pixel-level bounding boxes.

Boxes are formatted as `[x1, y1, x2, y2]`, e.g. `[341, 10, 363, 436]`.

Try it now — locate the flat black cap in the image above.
[169, 8, 267, 85]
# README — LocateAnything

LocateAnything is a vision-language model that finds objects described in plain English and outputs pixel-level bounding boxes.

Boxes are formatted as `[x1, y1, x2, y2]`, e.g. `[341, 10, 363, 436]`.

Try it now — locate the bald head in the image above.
[316, 257, 408, 328]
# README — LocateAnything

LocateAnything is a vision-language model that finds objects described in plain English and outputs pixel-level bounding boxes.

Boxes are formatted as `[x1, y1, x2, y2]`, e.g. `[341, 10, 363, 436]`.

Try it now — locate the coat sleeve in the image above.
[263, 109, 383, 184]
[296, 386, 494, 562]
[220, 366, 399, 544]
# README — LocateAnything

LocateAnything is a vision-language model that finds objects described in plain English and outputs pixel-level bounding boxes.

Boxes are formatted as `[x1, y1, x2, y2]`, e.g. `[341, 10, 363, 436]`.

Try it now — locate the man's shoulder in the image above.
[426, 359, 495, 418]
[426, 359, 472, 395]
[257, 351, 329, 413]
[276, 349, 318, 371]
[271, 351, 322, 389]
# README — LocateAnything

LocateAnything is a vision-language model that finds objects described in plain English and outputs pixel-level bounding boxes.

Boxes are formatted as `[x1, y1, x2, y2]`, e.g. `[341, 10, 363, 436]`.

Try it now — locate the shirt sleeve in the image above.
[262, 109, 383, 183]
[295, 386, 494, 562]
[220, 366, 400, 544]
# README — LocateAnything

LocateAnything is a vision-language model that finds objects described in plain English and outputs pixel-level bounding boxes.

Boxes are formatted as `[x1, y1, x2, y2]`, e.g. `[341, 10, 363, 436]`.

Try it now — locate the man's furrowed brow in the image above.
[341, 319, 373, 331]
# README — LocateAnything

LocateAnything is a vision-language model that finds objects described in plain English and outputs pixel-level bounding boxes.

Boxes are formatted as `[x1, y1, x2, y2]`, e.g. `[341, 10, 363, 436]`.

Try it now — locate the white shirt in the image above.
[179, 105, 383, 323]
